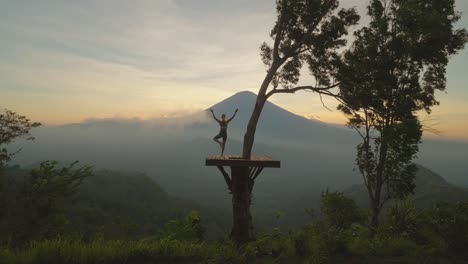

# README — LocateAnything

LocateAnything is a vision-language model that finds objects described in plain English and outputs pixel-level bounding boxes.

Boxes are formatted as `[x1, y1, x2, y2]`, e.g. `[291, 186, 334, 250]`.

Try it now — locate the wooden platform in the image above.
[205, 155, 280, 168]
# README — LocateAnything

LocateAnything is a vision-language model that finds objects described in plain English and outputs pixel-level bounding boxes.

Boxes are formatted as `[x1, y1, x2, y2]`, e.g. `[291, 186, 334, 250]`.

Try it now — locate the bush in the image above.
[245, 228, 295, 260]
[293, 223, 348, 263]
[157, 211, 206, 242]
[345, 224, 380, 256]
[385, 199, 420, 239]
[378, 236, 419, 257]
[428, 202, 468, 255]
[320, 191, 365, 229]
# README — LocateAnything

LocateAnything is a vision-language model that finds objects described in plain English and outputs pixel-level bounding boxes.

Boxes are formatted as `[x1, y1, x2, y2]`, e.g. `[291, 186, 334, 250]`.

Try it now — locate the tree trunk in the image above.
[370, 200, 380, 230]
[370, 180, 382, 230]
[242, 62, 279, 159]
[370, 129, 389, 230]
[230, 166, 254, 245]
[242, 96, 267, 159]
[232, 62, 279, 245]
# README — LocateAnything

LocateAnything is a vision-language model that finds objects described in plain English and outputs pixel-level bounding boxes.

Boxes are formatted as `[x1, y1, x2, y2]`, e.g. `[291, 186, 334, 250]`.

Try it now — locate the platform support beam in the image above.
[230, 166, 254, 244]
[216, 166, 232, 192]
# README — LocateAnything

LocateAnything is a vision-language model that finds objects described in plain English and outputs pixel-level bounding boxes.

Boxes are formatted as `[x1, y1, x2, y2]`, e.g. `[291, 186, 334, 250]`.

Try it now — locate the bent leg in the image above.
[213, 135, 223, 151]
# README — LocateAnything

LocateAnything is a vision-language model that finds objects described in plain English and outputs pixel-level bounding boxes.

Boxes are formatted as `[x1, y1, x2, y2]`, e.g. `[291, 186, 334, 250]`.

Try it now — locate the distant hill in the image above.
[0, 166, 230, 240]
[344, 165, 468, 209]
[274, 165, 468, 229]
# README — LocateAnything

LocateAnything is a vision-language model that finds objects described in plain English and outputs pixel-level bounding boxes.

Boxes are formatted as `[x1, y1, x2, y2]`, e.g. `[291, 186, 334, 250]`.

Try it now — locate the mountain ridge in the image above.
[344, 164, 468, 208]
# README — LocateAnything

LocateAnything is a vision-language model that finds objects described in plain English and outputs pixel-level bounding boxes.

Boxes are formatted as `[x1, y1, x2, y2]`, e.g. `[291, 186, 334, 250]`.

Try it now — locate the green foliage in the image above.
[385, 199, 420, 238]
[261, 0, 360, 90]
[292, 223, 347, 263]
[0, 109, 41, 226]
[344, 224, 373, 256]
[24, 161, 92, 213]
[0, 109, 41, 167]
[69, 170, 185, 240]
[0, 161, 92, 245]
[245, 228, 295, 260]
[345, 225, 419, 257]
[1, 165, 229, 244]
[427, 202, 468, 255]
[158, 211, 206, 242]
[320, 190, 365, 229]
[1, 202, 468, 262]
[0, 237, 239, 264]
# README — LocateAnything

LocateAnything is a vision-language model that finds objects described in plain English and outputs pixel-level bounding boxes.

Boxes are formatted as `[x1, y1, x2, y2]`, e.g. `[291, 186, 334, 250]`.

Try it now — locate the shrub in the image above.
[377, 236, 419, 257]
[345, 224, 378, 256]
[245, 228, 295, 260]
[428, 202, 468, 255]
[320, 191, 365, 229]
[385, 199, 420, 239]
[157, 211, 206, 242]
[293, 223, 347, 263]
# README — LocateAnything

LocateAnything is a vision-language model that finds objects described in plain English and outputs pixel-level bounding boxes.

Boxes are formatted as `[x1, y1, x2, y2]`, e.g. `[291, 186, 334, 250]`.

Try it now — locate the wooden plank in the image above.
[206, 155, 280, 168]
[207, 155, 275, 161]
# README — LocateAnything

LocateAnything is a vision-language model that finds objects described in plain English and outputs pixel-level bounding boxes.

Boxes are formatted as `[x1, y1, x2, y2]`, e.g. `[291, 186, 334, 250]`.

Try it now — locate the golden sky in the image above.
[1, 0, 467, 141]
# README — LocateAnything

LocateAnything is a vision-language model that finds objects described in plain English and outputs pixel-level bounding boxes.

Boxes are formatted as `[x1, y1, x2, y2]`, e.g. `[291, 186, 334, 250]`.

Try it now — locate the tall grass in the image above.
[0, 238, 239, 264]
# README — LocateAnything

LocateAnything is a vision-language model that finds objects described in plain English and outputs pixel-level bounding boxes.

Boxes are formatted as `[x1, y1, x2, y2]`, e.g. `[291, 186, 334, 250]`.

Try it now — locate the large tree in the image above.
[0, 109, 41, 225]
[231, 0, 359, 244]
[335, 0, 467, 228]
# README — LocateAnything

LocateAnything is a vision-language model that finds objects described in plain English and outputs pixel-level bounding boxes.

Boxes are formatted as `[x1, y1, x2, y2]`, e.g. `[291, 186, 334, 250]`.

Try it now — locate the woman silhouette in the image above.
[210, 108, 238, 156]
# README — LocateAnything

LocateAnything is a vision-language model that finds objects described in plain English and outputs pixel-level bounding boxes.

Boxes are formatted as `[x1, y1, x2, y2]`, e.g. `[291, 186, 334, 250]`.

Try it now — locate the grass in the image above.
[2, 236, 467, 264]
[0, 238, 240, 264]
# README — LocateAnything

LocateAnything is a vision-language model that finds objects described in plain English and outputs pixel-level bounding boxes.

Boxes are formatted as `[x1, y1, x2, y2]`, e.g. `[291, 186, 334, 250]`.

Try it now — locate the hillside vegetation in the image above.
[1, 163, 468, 263]
[0, 165, 229, 245]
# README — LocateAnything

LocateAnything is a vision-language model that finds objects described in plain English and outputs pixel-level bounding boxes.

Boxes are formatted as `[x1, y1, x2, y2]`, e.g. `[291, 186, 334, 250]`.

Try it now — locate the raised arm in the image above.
[227, 108, 239, 123]
[209, 109, 221, 123]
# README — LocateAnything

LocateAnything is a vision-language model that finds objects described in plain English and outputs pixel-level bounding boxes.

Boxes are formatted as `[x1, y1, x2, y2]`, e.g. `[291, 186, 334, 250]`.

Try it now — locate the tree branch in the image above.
[318, 93, 332, 111]
[273, 1, 286, 62]
[266, 83, 341, 99]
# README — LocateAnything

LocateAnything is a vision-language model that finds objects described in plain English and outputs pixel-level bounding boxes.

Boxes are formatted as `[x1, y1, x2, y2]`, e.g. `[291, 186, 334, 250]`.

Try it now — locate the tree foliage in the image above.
[261, 0, 360, 92]
[335, 0, 468, 227]
[22, 161, 93, 217]
[243, 0, 360, 158]
[0, 109, 41, 167]
[1, 161, 92, 244]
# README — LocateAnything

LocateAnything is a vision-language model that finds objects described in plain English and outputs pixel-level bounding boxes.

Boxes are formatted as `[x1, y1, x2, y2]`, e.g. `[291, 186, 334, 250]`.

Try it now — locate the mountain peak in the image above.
[209, 90, 258, 112]
[232, 90, 257, 98]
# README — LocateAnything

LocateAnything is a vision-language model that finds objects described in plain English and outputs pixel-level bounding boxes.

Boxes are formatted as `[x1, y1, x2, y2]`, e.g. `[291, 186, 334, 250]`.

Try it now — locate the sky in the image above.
[1, 0, 467, 141]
